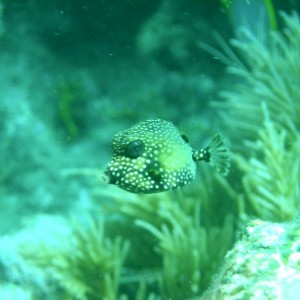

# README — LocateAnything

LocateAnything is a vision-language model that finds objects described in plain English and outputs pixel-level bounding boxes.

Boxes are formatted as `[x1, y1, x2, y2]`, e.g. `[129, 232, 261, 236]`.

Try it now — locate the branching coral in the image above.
[218, 12, 300, 139]
[235, 105, 300, 221]
[4, 8, 300, 300]
[97, 169, 236, 300]
[15, 216, 129, 300]
[136, 209, 234, 300]
[213, 12, 300, 221]
[9, 176, 233, 300]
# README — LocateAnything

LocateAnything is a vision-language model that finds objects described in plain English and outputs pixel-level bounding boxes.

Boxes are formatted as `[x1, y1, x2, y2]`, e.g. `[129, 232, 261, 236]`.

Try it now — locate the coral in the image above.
[96, 167, 236, 299]
[199, 12, 300, 299]
[214, 12, 300, 221]
[234, 105, 300, 221]
[136, 210, 234, 299]
[1, 215, 129, 300]
[219, 12, 300, 138]
[1, 2, 300, 300]
[201, 219, 300, 300]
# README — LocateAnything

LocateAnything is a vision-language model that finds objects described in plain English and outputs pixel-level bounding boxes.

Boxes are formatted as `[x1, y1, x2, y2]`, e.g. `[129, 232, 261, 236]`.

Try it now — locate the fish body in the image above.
[104, 119, 230, 193]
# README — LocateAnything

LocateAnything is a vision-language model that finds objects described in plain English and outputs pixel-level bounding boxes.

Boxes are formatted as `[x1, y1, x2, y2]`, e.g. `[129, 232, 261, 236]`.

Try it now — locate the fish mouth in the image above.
[102, 169, 117, 185]
[101, 172, 110, 184]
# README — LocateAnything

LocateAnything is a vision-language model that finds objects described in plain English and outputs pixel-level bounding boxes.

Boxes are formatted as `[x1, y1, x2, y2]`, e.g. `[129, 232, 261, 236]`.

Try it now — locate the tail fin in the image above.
[193, 134, 230, 176]
[206, 134, 230, 175]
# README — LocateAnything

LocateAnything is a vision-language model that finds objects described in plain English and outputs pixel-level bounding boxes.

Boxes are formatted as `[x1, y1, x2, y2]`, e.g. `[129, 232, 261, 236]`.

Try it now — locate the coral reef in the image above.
[219, 12, 300, 139]
[0, 1, 300, 299]
[95, 168, 236, 299]
[200, 11, 300, 299]
[0, 215, 129, 300]
[201, 219, 300, 300]
[0, 169, 236, 300]
[234, 106, 300, 221]
[215, 12, 300, 222]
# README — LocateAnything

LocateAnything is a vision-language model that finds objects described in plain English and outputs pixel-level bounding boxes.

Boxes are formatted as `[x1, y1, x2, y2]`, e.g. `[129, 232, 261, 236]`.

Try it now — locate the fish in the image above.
[104, 119, 230, 193]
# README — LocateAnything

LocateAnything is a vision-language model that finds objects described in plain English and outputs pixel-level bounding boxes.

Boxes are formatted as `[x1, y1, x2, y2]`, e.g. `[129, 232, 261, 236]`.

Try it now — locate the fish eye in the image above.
[125, 139, 145, 158]
[181, 134, 189, 143]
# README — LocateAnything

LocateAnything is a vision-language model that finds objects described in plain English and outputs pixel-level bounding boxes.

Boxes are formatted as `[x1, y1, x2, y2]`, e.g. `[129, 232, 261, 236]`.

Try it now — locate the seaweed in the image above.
[96, 167, 236, 300]
[1, 7, 300, 300]
[214, 11, 300, 221]
[13, 217, 130, 300]
[202, 11, 300, 298]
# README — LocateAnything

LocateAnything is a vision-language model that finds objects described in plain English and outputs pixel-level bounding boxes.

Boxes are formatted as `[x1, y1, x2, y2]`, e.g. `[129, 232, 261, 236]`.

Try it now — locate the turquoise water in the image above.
[1, 1, 300, 299]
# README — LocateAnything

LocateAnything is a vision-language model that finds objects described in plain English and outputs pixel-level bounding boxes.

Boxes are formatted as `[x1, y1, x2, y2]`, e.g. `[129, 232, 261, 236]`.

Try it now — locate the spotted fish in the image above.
[104, 119, 230, 193]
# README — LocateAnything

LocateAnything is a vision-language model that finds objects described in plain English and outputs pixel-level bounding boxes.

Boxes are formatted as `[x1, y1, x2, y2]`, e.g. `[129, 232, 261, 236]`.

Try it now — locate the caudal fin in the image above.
[193, 134, 230, 176]
[207, 134, 230, 176]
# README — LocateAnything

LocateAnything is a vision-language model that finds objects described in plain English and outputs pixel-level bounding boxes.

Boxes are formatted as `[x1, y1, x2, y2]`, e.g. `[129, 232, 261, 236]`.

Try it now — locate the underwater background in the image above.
[1, 0, 300, 299]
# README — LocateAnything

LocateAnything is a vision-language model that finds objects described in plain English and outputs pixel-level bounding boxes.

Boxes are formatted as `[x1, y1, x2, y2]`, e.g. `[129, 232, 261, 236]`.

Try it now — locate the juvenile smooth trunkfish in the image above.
[104, 119, 230, 193]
